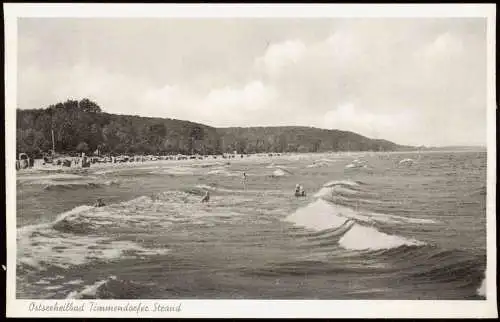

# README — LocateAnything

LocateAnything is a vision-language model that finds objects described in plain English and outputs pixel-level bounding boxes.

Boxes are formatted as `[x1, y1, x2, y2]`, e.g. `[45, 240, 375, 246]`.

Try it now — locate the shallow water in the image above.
[16, 151, 487, 299]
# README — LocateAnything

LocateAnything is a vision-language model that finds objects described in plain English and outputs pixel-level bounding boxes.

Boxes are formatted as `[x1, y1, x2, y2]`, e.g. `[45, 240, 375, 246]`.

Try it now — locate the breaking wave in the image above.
[286, 199, 424, 251]
[17, 189, 260, 273]
[285, 178, 441, 253]
[64, 275, 158, 299]
[16, 195, 194, 272]
[279, 184, 484, 294]
[18, 174, 120, 191]
[477, 273, 487, 297]
[338, 224, 423, 251]
[207, 168, 240, 177]
[152, 166, 197, 176]
[42, 180, 119, 191]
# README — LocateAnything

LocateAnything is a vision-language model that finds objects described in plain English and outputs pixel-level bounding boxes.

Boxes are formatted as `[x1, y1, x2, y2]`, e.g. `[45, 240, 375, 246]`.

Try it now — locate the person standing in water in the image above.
[242, 172, 248, 190]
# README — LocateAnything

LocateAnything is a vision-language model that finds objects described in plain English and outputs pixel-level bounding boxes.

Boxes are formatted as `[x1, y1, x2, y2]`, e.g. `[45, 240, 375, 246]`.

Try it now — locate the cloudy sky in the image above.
[17, 18, 487, 146]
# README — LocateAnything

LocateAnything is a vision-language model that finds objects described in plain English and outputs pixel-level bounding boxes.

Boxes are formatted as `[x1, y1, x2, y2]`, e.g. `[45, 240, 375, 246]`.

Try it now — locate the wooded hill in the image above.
[16, 99, 410, 157]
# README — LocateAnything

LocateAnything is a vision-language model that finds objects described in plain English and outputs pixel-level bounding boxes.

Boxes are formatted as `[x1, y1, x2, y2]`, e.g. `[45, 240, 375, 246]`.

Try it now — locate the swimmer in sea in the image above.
[201, 190, 210, 203]
[299, 185, 306, 197]
[94, 198, 105, 207]
[294, 184, 301, 198]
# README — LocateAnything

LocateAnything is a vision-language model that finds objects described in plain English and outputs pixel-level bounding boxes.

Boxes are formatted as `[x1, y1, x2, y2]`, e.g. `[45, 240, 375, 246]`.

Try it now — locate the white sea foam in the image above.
[18, 228, 170, 270]
[313, 187, 335, 199]
[20, 190, 257, 273]
[52, 205, 95, 225]
[157, 167, 197, 175]
[17, 173, 86, 181]
[194, 184, 281, 196]
[477, 273, 486, 297]
[94, 165, 162, 175]
[345, 158, 370, 169]
[66, 276, 117, 299]
[17, 200, 174, 270]
[313, 192, 436, 225]
[94, 169, 120, 175]
[313, 185, 359, 199]
[399, 158, 415, 165]
[286, 199, 350, 231]
[207, 168, 239, 176]
[64, 279, 84, 285]
[306, 161, 330, 168]
[318, 158, 336, 163]
[331, 185, 360, 195]
[366, 212, 437, 224]
[314, 181, 437, 225]
[207, 169, 226, 175]
[272, 169, 287, 177]
[195, 184, 216, 191]
[21, 175, 120, 190]
[286, 198, 425, 251]
[338, 224, 424, 251]
[323, 180, 359, 188]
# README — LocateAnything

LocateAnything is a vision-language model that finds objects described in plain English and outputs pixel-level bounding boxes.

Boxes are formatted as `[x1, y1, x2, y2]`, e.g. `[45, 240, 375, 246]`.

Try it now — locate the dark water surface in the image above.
[16, 151, 487, 299]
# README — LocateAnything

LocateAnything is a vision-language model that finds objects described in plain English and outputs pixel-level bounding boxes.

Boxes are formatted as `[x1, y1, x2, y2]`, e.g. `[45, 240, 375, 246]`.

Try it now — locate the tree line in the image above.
[16, 99, 407, 158]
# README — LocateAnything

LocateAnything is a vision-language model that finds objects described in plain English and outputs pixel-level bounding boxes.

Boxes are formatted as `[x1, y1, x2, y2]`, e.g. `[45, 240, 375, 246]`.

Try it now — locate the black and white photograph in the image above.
[5, 3, 497, 318]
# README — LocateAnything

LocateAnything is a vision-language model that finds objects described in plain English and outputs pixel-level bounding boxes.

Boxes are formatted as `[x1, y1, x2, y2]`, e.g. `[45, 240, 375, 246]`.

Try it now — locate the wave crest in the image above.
[338, 223, 423, 251]
[286, 198, 426, 251]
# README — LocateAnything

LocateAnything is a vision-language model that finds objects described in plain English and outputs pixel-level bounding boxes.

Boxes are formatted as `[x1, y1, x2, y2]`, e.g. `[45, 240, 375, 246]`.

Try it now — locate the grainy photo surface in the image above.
[5, 3, 497, 319]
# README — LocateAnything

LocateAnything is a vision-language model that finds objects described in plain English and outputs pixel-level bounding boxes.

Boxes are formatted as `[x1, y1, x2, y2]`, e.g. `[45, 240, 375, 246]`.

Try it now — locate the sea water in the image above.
[15, 151, 487, 299]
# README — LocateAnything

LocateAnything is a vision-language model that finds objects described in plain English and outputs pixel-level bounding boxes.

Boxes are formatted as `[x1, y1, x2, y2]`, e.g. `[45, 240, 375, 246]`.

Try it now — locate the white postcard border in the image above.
[4, 3, 497, 318]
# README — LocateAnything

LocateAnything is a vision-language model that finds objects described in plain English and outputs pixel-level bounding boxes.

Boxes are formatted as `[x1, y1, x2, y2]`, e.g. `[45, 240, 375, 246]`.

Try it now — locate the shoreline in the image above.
[15, 149, 485, 175]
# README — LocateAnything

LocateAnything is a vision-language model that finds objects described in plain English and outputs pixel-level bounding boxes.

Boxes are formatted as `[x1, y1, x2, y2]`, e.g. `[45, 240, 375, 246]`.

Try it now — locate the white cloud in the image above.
[17, 19, 487, 146]
[255, 40, 307, 77]
[320, 30, 361, 66]
[203, 81, 275, 112]
[138, 80, 278, 126]
[52, 64, 119, 102]
[250, 21, 486, 146]
[322, 103, 417, 139]
[18, 63, 151, 115]
[143, 85, 180, 104]
[420, 32, 464, 60]
[140, 84, 195, 118]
